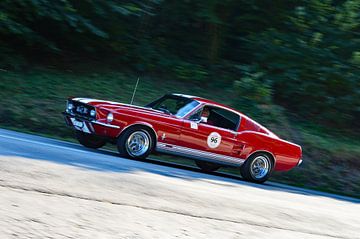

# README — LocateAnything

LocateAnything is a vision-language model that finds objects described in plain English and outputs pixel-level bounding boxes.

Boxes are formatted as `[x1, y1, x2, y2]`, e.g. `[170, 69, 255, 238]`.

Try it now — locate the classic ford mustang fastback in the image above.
[63, 93, 302, 183]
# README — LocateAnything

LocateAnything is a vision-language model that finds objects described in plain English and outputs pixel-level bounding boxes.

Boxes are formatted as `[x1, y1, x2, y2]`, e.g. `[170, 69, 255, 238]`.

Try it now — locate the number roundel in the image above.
[207, 132, 221, 149]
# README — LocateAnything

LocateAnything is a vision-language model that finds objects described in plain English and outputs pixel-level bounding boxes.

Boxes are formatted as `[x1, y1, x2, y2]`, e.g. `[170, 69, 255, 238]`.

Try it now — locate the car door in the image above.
[147, 95, 192, 149]
[178, 105, 244, 166]
[153, 113, 184, 145]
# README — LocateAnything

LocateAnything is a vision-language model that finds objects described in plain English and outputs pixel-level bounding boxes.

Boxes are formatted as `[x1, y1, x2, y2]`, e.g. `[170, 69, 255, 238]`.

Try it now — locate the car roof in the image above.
[171, 93, 217, 103]
[171, 93, 238, 112]
[170, 93, 277, 137]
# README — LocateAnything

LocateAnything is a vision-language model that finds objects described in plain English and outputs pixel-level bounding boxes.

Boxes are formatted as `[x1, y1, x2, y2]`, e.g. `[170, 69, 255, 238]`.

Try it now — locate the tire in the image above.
[117, 126, 154, 159]
[240, 152, 273, 183]
[75, 131, 106, 149]
[195, 160, 221, 172]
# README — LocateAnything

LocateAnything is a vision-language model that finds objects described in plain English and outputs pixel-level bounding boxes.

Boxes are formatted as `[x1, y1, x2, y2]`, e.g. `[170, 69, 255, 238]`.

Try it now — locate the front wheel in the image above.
[117, 127, 154, 159]
[195, 160, 221, 172]
[240, 153, 273, 183]
[75, 131, 106, 149]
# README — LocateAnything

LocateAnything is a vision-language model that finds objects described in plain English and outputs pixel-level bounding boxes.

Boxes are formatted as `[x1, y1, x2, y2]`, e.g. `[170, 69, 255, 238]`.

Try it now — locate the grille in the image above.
[68, 100, 95, 120]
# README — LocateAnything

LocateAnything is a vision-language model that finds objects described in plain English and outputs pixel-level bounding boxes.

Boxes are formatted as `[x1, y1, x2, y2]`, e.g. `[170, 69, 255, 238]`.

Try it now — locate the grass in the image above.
[0, 68, 359, 198]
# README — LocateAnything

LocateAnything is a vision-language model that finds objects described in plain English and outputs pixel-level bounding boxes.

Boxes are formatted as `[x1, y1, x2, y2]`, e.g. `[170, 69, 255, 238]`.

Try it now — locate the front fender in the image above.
[116, 121, 158, 140]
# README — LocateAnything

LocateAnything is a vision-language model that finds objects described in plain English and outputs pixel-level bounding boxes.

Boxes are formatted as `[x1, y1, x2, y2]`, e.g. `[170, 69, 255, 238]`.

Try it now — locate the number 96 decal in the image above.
[207, 132, 222, 148]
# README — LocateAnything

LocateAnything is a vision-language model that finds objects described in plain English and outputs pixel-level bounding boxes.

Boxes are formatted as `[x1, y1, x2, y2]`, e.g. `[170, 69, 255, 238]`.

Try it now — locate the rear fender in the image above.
[237, 131, 301, 171]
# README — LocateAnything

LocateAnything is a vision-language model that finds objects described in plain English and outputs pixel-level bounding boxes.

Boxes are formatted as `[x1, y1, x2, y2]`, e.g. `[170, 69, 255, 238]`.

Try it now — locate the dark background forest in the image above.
[0, 0, 359, 197]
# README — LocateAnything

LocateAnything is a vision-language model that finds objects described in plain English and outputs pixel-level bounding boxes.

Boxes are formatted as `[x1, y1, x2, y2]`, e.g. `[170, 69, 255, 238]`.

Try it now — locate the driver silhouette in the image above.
[201, 107, 214, 126]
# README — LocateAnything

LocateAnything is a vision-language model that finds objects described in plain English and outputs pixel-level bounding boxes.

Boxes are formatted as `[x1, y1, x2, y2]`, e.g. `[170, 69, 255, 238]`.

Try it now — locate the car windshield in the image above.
[146, 95, 200, 117]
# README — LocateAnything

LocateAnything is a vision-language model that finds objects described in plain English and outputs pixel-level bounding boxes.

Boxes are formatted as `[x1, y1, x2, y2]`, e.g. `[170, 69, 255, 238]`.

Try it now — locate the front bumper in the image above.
[62, 112, 120, 138]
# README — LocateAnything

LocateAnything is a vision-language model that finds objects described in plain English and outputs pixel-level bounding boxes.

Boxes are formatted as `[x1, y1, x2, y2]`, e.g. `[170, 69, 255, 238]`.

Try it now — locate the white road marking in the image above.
[0, 133, 90, 155]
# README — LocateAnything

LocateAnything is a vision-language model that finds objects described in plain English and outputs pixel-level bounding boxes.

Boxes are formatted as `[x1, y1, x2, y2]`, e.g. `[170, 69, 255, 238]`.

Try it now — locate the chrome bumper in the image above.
[91, 120, 120, 129]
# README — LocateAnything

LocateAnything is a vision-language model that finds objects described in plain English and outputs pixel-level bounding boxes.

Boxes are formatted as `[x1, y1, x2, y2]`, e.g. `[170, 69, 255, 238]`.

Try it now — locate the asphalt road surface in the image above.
[0, 128, 359, 239]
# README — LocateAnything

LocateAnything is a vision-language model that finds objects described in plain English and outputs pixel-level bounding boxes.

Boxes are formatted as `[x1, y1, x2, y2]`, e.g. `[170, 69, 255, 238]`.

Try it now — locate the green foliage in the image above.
[0, 0, 161, 55]
[352, 52, 360, 65]
[0, 0, 359, 132]
[233, 70, 271, 105]
[174, 62, 208, 82]
[243, 0, 360, 129]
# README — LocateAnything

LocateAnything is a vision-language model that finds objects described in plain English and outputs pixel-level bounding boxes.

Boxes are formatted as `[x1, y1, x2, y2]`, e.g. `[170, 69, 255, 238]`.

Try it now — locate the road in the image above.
[0, 128, 359, 239]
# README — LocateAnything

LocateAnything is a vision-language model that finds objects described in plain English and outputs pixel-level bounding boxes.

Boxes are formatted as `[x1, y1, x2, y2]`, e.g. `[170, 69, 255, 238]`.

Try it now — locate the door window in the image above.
[189, 106, 240, 131]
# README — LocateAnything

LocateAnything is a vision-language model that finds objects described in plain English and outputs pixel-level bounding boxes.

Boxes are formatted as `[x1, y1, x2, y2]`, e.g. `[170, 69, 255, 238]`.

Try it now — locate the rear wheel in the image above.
[240, 153, 273, 183]
[117, 126, 154, 159]
[75, 131, 106, 149]
[195, 160, 221, 172]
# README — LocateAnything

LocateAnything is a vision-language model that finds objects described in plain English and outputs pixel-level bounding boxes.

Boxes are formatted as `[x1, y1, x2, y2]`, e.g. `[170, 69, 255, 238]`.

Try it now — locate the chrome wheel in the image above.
[125, 131, 150, 157]
[250, 155, 270, 179]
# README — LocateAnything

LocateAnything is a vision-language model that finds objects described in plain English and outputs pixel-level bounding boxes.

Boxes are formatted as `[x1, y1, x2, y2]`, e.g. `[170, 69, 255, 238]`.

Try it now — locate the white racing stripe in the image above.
[71, 98, 165, 114]
[156, 143, 245, 166]
[72, 98, 121, 104]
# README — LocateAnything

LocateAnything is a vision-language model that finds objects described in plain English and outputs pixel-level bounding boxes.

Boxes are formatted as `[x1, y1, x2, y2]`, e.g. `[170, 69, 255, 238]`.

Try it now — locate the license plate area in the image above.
[70, 118, 90, 133]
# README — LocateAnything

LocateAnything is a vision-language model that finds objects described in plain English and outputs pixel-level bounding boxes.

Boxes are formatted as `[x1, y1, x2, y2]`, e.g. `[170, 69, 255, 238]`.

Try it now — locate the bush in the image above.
[174, 62, 208, 83]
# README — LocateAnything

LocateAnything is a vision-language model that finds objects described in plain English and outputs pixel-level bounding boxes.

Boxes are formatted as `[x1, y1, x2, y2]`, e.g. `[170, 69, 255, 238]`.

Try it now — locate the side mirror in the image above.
[189, 114, 207, 123]
[192, 116, 207, 124]
[200, 116, 208, 123]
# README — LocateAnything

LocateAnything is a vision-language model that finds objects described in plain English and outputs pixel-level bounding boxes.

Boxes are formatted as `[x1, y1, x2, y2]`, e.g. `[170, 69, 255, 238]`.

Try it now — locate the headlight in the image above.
[90, 109, 96, 117]
[107, 113, 113, 123]
[66, 101, 73, 113]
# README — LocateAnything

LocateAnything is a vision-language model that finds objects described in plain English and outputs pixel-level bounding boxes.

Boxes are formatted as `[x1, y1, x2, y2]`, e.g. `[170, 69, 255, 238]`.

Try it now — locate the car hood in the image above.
[72, 98, 166, 116]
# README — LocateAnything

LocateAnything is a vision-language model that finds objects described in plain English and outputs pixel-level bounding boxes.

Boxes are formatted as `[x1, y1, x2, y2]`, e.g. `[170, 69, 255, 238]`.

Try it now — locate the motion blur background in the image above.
[0, 0, 359, 197]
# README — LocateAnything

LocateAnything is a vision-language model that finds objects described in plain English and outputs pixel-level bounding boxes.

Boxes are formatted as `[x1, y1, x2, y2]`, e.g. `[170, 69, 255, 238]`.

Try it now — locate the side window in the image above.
[203, 107, 240, 131]
[188, 106, 240, 131]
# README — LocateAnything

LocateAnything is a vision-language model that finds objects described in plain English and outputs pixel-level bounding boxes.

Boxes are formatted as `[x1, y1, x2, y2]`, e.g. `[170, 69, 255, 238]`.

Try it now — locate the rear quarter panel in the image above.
[237, 131, 302, 171]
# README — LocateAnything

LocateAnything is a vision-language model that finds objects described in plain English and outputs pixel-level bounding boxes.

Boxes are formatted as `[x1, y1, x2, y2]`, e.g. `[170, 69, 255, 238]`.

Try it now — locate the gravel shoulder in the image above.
[0, 156, 359, 239]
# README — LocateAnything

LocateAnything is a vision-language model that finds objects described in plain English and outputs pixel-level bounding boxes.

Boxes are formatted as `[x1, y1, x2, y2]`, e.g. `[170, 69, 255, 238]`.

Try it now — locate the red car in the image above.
[63, 94, 302, 183]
